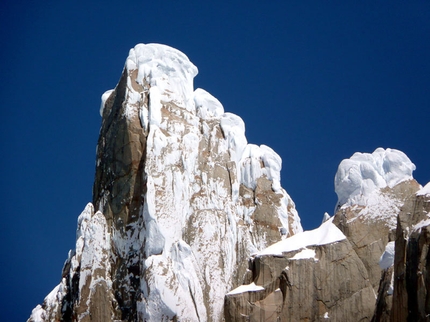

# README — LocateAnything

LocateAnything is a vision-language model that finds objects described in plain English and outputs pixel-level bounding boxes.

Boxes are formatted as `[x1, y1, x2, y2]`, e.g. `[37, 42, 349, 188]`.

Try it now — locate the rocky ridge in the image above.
[28, 44, 430, 321]
[226, 148, 430, 321]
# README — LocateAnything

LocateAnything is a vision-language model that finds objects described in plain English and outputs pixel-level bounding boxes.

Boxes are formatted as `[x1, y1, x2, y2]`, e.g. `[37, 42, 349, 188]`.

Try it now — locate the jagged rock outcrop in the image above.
[225, 219, 376, 321]
[391, 184, 430, 321]
[28, 43, 302, 322]
[226, 148, 429, 322]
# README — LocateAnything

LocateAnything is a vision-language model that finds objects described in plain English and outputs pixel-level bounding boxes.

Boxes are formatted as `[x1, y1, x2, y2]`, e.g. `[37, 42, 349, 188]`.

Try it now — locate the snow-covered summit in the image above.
[33, 43, 304, 322]
[335, 148, 416, 208]
[127, 43, 198, 107]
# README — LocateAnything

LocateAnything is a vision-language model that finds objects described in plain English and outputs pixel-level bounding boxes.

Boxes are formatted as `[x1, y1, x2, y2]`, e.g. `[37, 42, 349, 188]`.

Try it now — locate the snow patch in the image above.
[321, 212, 331, 224]
[194, 88, 224, 119]
[379, 241, 395, 270]
[29, 305, 44, 322]
[227, 282, 265, 295]
[290, 248, 317, 261]
[100, 89, 114, 116]
[417, 182, 430, 197]
[148, 86, 162, 127]
[240, 144, 283, 192]
[412, 216, 430, 232]
[220, 113, 247, 163]
[258, 218, 345, 256]
[387, 271, 394, 295]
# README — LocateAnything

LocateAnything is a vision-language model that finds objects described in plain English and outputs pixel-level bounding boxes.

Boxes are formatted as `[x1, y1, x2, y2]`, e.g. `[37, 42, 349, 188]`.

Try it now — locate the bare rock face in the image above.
[225, 219, 376, 321]
[28, 43, 302, 322]
[333, 179, 421, 290]
[391, 185, 430, 321]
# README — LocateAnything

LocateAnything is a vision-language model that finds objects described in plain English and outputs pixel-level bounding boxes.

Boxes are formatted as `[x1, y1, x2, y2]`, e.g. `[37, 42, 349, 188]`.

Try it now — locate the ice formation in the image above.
[335, 148, 415, 208]
[379, 241, 395, 270]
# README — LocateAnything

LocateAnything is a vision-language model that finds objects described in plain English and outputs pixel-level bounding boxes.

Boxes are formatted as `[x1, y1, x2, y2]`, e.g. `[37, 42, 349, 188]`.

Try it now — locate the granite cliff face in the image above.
[28, 43, 302, 322]
[28, 44, 430, 322]
[226, 148, 430, 321]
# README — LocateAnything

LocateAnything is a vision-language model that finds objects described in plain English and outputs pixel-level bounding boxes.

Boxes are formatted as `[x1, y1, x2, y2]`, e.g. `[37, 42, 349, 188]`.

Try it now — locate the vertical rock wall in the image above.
[391, 189, 430, 321]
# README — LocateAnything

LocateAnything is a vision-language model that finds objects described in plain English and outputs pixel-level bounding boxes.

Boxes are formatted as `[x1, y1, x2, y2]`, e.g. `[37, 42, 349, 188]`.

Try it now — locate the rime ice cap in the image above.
[335, 148, 416, 208]
[126, 43, 198, 109]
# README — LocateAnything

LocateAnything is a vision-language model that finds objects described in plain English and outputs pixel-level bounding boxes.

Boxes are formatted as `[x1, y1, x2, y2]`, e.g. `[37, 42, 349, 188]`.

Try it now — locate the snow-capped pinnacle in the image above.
[48, 43, 303, 322]
[334, 148, 416, 208]
[127, 43, 198, 109]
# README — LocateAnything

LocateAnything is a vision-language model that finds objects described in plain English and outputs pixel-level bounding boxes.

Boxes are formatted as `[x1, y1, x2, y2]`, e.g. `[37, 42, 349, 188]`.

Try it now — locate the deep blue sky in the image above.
[1, 1, 430, 320]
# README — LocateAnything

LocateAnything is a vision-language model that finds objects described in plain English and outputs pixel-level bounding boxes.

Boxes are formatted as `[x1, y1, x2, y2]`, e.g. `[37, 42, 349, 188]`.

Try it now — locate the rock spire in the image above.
[28, 43, 302, 322]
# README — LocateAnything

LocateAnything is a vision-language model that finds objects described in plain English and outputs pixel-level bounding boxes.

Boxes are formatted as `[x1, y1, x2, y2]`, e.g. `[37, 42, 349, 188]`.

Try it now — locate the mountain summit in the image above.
[28, 44, 429, 322]
[28, 43, 302, 321]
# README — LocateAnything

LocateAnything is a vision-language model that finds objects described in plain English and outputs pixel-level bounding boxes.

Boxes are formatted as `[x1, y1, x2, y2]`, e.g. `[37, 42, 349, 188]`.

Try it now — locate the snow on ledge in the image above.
[290, 248, 317, 261]
[335, 148, 415, 208]
[416, 182, 430, 197]
[100, 89, 114, 117]
[227, 282, 265, 296]
[412, 217, 430, 233]
[379, 241, 395, 270]
[258, 218, 345, 256]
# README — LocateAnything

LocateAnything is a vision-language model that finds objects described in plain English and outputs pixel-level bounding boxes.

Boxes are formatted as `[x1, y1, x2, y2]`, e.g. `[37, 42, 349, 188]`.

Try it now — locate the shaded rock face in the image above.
[333, 180, 421, 290]
[28, 43, 302, 322]
[372, 266, 394, 322]
[391, 190, 430, 321]
[225, 230, 376, 321]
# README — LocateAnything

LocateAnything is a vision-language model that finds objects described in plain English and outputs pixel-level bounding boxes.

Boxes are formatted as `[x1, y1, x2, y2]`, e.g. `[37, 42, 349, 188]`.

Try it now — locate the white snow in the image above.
[227, 282, 265, 295]
[220, 112, 247, 163]
[194, 88, 224, 119]
[100, 89, 114, 116]
[412, 216, 430, 232]
[148, 86, 162, 127]
[335, 148, 415, 208]
[324, 312, 329, 319]
[260, 145, 283, 192]
[321, 212, 331, 224]
[416, 182, 430, 197]
[126, 43, 198, 110]
[290, 248, 317, 261]
[387, 271, 394, 295]
[29, 305, 44, 322]
[239, 144, 283, 192]
[379, 241, 395, 270]
[258, 218, 345, 256]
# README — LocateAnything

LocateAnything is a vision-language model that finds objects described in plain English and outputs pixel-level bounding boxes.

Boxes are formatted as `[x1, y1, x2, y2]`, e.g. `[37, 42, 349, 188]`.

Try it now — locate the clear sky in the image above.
[1, 1, 430, 320]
